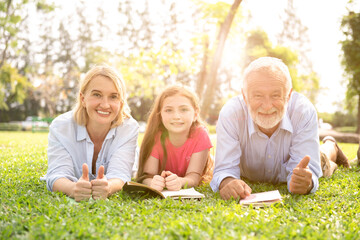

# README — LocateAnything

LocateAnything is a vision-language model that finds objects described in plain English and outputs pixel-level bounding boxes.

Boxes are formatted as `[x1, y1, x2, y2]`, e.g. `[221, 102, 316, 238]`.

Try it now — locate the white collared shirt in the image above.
[46, 111, 139, 191]
[210, 92, 322, 193]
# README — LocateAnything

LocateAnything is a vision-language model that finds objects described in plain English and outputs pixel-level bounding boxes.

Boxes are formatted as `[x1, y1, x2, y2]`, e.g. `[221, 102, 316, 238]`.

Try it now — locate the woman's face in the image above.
[81, 75, 121, 129]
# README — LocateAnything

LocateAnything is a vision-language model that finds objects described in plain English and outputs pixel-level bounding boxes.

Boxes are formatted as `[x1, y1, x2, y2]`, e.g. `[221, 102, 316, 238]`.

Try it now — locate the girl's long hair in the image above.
[136, 85, 213, 184]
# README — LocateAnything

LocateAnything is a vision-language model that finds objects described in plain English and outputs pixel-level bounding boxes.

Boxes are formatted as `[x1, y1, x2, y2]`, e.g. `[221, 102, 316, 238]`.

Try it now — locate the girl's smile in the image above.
[161, 94, 198, 138]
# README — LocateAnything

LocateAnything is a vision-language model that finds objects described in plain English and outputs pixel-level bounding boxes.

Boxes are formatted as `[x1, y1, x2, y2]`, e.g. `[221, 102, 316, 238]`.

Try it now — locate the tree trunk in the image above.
[196, 35, 209, 98]
[357, 95, 360, 134]
[0, 0, 13, 69]
[200, 0, 242, 119]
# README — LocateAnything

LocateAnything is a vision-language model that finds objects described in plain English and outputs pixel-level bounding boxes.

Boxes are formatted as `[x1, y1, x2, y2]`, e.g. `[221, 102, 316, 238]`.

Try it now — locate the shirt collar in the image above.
[279, 112, 293, 133]
[76, 124, 116, 142]
[247, 113, 257, 136]
[106, 127, 116, 139]
[76, 124, 88, 141]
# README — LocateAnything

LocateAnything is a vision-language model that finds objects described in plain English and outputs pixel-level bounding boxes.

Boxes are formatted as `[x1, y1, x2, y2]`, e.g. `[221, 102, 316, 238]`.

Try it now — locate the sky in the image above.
[240, 0, 351, 113]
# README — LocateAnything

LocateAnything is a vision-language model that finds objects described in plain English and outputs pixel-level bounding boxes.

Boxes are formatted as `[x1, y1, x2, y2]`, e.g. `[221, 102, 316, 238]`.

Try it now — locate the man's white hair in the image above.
[242, 57, 292, 97]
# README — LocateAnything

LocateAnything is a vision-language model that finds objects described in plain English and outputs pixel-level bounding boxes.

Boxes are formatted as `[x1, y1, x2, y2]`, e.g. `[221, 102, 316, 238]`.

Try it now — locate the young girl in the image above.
[136, 85, 213, 191]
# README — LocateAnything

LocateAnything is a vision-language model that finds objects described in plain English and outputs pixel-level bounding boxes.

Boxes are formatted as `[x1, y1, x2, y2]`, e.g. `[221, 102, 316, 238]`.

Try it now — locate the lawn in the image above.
[0, 131, 359, 239]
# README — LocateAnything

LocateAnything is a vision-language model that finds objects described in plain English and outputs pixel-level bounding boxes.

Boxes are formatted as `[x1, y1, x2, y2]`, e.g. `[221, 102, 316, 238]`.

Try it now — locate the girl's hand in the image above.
[74, 163, 92, 202]
[164, 171, 182, 191]
[91, 165, 110, 200]
[150, 171, 166, 191]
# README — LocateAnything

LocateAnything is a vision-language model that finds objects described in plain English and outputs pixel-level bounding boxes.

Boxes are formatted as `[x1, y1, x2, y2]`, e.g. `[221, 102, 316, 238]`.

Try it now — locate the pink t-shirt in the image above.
[150, 127, 213, 177]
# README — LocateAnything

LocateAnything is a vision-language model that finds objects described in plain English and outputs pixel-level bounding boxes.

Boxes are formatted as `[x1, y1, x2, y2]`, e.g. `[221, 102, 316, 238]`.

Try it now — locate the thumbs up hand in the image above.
[289, 155, 313, 194]
[91, 165, 110, 200]
[74, 163, 92, 202]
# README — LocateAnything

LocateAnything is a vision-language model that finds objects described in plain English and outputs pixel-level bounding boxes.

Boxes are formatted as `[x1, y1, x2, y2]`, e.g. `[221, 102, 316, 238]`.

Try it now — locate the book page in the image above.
[239, 190, 282, 205]
[161, 188, 205, 199]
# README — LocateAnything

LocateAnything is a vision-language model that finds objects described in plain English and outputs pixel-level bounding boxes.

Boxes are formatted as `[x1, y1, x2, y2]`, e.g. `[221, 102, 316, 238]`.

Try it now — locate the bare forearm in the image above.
[52, 178, 76, 198]
[142, 178, 153, 187]
[108, 178, 125, 196]
[180, 173, 201, 188]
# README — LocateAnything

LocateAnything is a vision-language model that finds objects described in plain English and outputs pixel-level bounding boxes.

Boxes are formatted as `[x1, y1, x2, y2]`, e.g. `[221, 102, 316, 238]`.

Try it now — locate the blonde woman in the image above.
[46, 65, 138, 201]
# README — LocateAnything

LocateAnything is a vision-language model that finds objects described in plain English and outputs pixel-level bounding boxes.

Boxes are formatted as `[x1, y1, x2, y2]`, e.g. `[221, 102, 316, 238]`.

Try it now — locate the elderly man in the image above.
[211, 57, 349, 200]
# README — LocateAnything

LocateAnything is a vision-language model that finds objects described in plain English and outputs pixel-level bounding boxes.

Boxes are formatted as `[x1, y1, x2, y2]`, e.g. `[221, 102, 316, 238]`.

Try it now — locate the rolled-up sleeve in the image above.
[46, 127, 77, 191]
[106, 119, 139, 183]
[210, 102, 242, 192]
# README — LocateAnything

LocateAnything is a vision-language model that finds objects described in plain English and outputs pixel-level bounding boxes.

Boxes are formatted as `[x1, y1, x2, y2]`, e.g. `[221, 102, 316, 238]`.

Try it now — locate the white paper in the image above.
[161, 188, 205, 199]
[239, 190, 282, 205]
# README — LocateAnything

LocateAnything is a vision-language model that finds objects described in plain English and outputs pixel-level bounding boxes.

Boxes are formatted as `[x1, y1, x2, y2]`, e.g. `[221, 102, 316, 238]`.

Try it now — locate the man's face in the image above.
[244, 72, 291, 135]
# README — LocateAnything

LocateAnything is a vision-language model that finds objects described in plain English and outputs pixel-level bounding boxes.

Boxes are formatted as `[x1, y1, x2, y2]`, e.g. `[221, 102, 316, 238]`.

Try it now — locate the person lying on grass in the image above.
[46, 65, 138, 201]
[136, 86, 213, 191]
[210, 57, 350, 200]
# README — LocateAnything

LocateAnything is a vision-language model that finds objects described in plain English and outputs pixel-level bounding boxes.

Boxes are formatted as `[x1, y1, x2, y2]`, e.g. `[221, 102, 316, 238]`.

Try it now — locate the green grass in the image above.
[1, 131, 360, 239]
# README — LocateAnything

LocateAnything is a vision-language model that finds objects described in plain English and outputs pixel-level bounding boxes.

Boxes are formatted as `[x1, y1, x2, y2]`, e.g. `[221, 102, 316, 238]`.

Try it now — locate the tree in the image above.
[115, 0, 199, 120]
[195, 0, 243, 119]
[0, 63, 28, 110]
[0, 0, 53, 115]
[277, 0, 312, 72]
[341, 10, 360, 133]
[118, 44, 197, 121]
[277, 0, 320, 103]
[32, 1, 107, 117]
[0, 0, 29, 112]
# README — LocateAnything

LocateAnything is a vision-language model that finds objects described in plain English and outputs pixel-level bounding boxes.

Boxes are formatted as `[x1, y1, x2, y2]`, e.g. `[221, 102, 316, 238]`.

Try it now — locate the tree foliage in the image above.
[0, 63, 28, 110]
[341, 9, 360, 132]
[0, 0, 53, 113]
[0, 0, 324, 123]
[118, 43, 197, 120]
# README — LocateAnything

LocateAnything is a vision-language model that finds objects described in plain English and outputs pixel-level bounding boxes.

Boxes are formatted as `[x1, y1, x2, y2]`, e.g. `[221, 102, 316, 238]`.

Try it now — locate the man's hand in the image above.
[164, 171, 182, 191]
[219, 178, 252, 200]
[74, 163, 92, 202]
[289, 155, 313, 194]
[91, 165, 110, 200]
[150, 171, 166, 191]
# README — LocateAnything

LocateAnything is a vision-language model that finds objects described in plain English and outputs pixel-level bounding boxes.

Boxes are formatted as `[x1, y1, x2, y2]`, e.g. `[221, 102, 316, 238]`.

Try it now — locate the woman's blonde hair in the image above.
[73, 64, 131, 128]
[136, 85, 213, 184]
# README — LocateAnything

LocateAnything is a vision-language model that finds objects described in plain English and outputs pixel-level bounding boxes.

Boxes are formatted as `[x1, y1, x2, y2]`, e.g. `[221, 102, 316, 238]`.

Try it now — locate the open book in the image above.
[239, 190, 282, 207]
[122, 181, 205, 200]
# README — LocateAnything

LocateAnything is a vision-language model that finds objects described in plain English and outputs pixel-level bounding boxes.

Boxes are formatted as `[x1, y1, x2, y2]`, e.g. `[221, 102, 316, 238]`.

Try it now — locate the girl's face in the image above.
[160, 94, 198, 136]
[81, 75, 121, 129]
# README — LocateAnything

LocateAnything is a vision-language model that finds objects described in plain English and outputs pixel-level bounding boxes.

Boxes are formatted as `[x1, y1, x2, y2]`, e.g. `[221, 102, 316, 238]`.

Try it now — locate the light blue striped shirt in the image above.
[210, 92, 322, 193]
[46, 111, 139, 191]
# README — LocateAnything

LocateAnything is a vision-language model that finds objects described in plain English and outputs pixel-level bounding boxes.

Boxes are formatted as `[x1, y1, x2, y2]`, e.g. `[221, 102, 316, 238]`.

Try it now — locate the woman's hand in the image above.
[164, 171, 182, 191]
[91, 165, 110, 200]
[150, 171, 166, 191]
[74, 163, 92, 202]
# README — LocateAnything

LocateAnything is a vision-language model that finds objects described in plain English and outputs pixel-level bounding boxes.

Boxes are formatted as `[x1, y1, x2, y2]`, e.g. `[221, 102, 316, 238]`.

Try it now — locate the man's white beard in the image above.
[249, 105, 286, 130]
